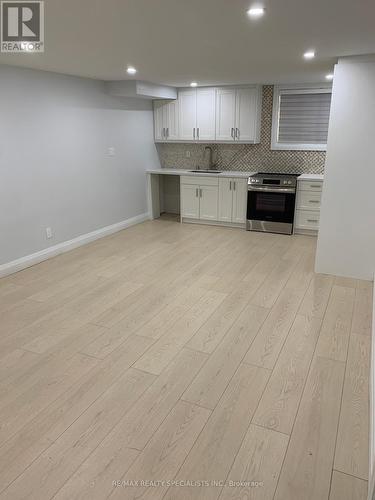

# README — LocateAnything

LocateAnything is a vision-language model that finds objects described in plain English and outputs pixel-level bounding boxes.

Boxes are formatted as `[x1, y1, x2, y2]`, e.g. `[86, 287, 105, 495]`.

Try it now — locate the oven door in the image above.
[247, 187, 296, 233]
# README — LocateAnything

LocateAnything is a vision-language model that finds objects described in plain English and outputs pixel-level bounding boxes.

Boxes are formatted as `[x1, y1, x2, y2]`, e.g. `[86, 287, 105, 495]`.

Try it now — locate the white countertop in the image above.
[146, 168, 256, 178]
[298, 174, 324, 181]
[147, 169, 324, 181]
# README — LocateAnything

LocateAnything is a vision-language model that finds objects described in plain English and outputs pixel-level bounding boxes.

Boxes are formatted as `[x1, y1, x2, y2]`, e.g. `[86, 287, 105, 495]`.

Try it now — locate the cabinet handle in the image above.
[197, 128, 199, 139]
[162, 127, 165, 138]
[200, 188, 202, 198]
[166, 127, 169, 138]
[236, 128, 240, 139]
[229, 181, 232, 190]
[196, 188, 198, 198]
[307, 219, 318, 223]
[193, 128, 195, 140]
[309, 200, 319, 203]
[233, 181, 236, 191]
[231, 128, 235, 139]
[310, 184, 319, 188]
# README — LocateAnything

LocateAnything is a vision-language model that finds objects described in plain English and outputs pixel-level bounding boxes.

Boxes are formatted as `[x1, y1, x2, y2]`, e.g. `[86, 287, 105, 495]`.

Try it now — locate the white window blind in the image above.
[271, 86, 332, 151]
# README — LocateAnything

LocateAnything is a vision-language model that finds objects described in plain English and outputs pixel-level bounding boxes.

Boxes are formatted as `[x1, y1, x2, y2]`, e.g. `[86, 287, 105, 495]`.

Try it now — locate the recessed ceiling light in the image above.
[247, 6, 265, 18]
[325, 73, 334, 80]
[127, 66, 137, 75]
[190, 82, 198, 87]
[303, 51, 315, 60]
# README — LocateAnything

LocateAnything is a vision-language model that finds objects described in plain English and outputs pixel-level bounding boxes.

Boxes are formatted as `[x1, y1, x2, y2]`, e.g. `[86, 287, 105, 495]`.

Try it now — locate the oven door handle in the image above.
[248, 186, 296, 194]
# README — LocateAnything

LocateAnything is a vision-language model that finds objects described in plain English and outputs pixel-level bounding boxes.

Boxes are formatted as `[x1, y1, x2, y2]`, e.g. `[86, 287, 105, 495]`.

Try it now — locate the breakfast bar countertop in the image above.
[146, 168, 256, 178]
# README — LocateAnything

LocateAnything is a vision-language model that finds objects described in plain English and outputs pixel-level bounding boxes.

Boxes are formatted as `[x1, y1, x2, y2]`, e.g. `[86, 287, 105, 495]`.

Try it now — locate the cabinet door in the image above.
[215, 88, 236, 141]
[181, 184, 200, 219]
[178, 90, 197, 141]
[199, 185, 218, 221]
[165, 100, 179, 141]
[231, 178, 248, 223]
[154, 100, 166, 141]
[196, 88, 216, 141]
[235, 87, 261, 142]
[294, 210, 320, 231]
[218, 178, 233, 222]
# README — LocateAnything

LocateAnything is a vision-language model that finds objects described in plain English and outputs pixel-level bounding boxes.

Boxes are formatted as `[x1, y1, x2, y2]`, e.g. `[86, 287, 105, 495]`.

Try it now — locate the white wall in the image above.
[315, 57, 375, 281]
[0, 65, 160, 266]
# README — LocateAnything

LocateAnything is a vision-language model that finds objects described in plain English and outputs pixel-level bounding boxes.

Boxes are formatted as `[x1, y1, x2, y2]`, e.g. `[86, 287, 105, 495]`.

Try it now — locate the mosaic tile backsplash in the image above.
[156, 85, 326, 175]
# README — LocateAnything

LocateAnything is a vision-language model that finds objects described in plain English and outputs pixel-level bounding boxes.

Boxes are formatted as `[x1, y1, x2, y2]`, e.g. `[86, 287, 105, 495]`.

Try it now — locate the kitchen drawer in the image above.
[295, 210, 320, 231]
[298, 180, 323, 192]
[296, 190, 322, 211]
[180, 175, 219, 186]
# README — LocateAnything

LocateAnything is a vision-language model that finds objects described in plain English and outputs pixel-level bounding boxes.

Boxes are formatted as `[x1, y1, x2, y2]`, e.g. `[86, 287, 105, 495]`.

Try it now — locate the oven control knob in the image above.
[288, 180, 292, 185]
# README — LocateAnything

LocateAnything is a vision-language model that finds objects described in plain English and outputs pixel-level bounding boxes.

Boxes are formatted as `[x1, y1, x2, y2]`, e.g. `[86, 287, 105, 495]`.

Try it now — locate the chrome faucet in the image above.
[204, 146, 217, 170]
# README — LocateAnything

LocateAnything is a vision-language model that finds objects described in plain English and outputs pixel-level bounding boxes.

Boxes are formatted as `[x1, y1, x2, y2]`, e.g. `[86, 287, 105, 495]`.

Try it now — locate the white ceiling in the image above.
[1, 0, 375, 85]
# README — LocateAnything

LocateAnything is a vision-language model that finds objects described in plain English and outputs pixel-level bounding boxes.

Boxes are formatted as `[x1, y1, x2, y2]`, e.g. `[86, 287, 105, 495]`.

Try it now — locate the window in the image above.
[271, 85, 332, 151]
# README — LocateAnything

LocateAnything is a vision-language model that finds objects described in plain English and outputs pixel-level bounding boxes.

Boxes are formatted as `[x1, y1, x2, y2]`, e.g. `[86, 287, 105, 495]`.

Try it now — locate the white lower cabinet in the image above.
[218, 178, 247, 224]
[181, 177, 218, 221]
[181, 175, 247, 227]
[295, 210, 320, 231]
[294, 179, 323, 234]
[181, 184, 200, 219]
[231, 179, 248, 223]
[200, 185, 218, 220]
[218, 178, 233, 222]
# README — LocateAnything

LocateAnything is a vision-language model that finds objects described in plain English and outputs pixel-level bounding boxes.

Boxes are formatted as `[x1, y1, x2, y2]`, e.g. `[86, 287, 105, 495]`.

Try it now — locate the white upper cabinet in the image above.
[179, 88, 216, 141]
[235, 87, 261, 142]
[166, 100, 179, 140]
[154, 85, 262, 143]
[178, 90, 197, 140]
[216, 86, 261, 143]
[153, 100, 179, 142]
[215, 88, 237, 141]
[196, 88, 216, 141]
[154, 100, 165, 141]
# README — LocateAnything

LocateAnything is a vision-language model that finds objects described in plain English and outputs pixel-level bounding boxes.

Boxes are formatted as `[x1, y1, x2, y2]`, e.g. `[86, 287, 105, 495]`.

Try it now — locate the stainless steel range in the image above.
[246, 172, 298, 235]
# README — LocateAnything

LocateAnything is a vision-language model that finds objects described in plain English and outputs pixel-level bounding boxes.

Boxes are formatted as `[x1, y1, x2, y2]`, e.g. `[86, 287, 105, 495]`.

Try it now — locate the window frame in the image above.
[271, 83, 332, 151]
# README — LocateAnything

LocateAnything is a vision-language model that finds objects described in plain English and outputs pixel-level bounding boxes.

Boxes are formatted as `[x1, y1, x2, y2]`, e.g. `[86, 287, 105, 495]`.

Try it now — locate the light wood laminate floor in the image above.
[0, 218, 372, 500]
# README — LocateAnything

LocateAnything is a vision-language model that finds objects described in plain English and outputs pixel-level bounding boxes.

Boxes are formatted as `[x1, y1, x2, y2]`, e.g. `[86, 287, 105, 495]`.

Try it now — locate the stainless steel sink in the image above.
[189, 170, 222, 174]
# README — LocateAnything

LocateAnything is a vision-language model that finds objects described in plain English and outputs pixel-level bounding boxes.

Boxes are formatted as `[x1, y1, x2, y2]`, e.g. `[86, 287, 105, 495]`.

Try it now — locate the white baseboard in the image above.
[0, 212, 150, 278]
[181, 218, 246, 229]
[369, 276, 375, 500]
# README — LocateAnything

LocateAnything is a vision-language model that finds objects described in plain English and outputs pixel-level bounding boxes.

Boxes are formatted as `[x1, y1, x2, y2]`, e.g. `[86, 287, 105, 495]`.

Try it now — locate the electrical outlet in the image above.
[108, 147, 116, 157]
[46, 227, 53, 239]
[185, 151, 191, 158]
